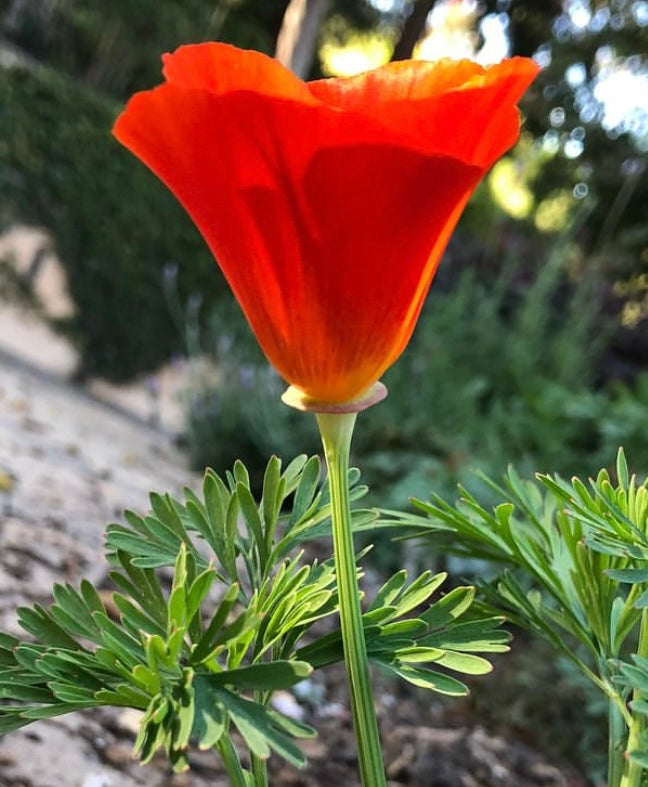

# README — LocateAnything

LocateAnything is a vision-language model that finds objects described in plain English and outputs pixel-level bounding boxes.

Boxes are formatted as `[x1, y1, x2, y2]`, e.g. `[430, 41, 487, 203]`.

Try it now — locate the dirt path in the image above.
[0, 347, 194, 633]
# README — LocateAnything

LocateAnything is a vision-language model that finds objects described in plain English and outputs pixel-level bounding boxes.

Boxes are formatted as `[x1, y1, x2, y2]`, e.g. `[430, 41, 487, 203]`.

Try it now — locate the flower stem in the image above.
[251, 752, 269, 787]
[609, 698, 627, 787]
[619, 609, 648, 787]
[316, 412, 387, 787]
[217, 734, 248, 787]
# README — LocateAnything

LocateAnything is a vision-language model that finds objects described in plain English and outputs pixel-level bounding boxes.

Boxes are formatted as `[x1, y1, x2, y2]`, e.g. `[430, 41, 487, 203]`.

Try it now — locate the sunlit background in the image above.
[323, 0, 647, 236]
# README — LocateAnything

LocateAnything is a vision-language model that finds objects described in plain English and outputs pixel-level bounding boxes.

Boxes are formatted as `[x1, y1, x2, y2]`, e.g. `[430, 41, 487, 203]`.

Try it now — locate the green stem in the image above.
[620, 609, 648, 787]
[217, 734, 248, 787]
[251, 752, 269, 787]
[316, 412, 387, 787]
[609, 699, 628, 787]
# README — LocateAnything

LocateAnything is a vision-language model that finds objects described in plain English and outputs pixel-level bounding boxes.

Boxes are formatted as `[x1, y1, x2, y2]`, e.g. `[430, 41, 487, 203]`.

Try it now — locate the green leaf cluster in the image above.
[391, 448, 648, 786]
[1, 455, 339, 772]
[298, 570, 509, 697]
[0, 454, 504, 779]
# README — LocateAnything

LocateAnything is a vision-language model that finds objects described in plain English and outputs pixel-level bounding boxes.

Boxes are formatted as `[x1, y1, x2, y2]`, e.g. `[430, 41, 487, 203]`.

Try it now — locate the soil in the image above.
[0, 229, 593, 786]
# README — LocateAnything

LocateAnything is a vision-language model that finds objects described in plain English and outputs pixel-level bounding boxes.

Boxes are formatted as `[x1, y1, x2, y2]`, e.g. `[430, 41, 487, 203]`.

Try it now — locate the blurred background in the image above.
[2, 0, 647, 509]
[1, 0, 647, 500]
[0, 1, 647, 782]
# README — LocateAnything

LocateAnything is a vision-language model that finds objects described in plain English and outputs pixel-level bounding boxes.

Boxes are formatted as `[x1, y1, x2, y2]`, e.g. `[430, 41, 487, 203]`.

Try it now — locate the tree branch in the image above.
[391, 0, 437, 62]
[275, 0, 331, 78]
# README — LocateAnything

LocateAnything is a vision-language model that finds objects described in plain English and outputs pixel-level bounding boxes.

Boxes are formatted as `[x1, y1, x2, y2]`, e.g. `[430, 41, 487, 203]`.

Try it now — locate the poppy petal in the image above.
[309, 57, 540, 166]
[114, 44, 538, 404]
[114, 82, 482, 401]
[161, 42, 316, 105]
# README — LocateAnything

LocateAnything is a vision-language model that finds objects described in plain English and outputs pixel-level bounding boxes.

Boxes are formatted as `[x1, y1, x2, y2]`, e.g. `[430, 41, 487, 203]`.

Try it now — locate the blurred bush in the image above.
[356, 253, 605, 504]
[181, 298, 320, 485]
[0, 63, 224, 380]
[358, 264, 648, 506]
[182, 246, 648, 505]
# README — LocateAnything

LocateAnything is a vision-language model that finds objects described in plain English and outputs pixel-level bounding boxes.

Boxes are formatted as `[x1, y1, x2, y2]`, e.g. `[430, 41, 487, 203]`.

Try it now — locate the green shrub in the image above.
[182, 255, 625, 505]
[396, 449, 648, 785]
[355, 256, 614, 505]
[0, 63, 225, 380]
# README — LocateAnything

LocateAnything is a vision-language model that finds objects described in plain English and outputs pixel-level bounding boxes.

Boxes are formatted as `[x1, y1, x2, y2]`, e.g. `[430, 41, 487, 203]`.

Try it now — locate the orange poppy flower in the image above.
[114, 44, 538, 407]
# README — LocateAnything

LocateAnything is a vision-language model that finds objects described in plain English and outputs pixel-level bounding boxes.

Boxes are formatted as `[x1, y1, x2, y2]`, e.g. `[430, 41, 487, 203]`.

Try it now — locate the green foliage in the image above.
[0, 454, 506, 779]
[105, 454, 374, 580]
[183, 251, 646, 514]
[298, 572, 509, 697]
[0, 62, 223, 380]
[358, 254, 603, 481]
[390, 448, 648, 785]
[0, 543, 317, 771]
[4, 0, 275, 99]
[54, 0, 234, 97]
